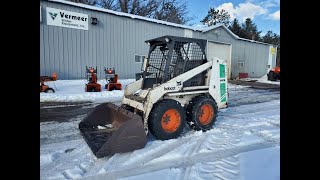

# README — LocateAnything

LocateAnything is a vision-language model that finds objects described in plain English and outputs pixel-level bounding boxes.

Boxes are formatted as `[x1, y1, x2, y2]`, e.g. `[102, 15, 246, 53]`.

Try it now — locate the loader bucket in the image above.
[79, 103, 147, 158]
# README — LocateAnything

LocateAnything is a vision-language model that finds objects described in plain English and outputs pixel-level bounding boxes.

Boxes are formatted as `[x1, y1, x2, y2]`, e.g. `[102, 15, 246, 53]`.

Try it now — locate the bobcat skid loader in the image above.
[79, 36, 228, 158]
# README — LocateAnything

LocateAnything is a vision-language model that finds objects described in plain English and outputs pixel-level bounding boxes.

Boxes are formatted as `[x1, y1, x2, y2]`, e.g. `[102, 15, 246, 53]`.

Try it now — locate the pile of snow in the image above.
[257, 74, 280, 85]
[40, 79, 135, 103]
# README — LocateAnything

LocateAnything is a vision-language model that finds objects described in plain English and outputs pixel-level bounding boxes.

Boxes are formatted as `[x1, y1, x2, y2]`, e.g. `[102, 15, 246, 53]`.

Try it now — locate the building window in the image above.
[135, 55, 145, 63]
[238, 62, 244, 68]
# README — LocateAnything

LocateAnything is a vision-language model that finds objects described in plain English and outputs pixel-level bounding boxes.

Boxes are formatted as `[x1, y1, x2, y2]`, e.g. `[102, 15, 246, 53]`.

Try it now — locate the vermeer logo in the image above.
[46, 7, 89, 30]
[59, 12, 88, 22]
[49, 12, 57, 20]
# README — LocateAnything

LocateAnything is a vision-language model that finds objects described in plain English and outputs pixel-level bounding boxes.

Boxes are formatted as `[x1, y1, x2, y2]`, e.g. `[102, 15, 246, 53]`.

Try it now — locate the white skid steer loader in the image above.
[79, 36, 228, 158]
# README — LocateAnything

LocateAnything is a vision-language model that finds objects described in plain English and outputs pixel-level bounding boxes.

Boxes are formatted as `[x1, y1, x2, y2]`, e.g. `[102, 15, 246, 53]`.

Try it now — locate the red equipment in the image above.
[104, 67, 122, 91]
[85, 66, 101, 92]
[40, 72, 57, 93]
[267, 66, 280, 81]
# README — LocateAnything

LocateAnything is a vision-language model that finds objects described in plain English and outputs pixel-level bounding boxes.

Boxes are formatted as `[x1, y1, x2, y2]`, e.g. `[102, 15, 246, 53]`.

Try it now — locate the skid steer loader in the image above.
[79, 36, 228, 158]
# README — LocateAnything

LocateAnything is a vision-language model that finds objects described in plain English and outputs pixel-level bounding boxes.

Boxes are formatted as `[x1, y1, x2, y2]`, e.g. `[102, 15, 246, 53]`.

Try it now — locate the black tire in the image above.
[268, 71, 276, 81]
[89, 87, 96, 92]
[44, 88, 55, 93]
[111, 86, 117, 91]
[148, 99, 186, 140]
[186, 96, 218, 131]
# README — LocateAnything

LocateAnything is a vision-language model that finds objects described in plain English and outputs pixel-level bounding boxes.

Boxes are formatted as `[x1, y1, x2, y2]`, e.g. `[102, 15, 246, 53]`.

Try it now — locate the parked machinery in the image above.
[85, 66, 101, 92]
[79, 36, 228, 158]
[104, 67, 122, 91]
[267, 66, 280, 81]
[40, 72, 57, 93]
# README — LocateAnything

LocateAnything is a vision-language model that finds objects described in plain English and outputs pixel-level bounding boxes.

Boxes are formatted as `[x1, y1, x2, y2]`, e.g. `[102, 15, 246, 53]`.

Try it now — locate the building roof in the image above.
[46, 0, 275, 46]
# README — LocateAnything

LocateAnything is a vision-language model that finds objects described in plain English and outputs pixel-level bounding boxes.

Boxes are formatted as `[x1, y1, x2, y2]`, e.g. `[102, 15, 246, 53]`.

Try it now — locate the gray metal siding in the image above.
[40, 1, 184, 79]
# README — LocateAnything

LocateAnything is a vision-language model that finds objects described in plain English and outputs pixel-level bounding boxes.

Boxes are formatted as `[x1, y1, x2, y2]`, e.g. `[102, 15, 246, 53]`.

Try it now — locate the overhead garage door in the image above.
[206, 41, 232, 79]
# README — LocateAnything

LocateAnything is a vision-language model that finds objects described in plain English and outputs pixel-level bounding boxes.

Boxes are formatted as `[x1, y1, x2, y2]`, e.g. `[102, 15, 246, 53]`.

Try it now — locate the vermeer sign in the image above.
[46, 7, 88, 30]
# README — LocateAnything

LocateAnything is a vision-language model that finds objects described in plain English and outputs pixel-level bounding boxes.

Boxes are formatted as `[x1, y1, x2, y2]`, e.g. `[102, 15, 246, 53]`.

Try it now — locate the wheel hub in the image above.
[163, 114, 171, 124]
[198, 104, 214, 125]
[161, 109, 181, 133]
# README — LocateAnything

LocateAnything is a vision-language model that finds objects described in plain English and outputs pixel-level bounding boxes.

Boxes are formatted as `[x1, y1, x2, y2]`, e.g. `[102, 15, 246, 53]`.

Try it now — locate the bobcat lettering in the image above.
[164, 87, 175, 91]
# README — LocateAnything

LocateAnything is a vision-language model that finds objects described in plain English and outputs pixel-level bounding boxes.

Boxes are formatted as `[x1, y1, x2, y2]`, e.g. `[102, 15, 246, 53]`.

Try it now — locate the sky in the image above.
[187, 0, 280, 35]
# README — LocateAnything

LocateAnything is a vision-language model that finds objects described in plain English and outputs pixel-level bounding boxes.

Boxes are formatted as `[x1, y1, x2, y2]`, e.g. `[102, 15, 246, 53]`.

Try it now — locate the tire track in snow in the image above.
[213, 156, 240, 180]
[81, 141, 276, 180]
[110, 137, 191, 168]
[184, 155, 240, 180]
[174, 134, 209, 180]
[177, 166, 192, 180]
[217, 123, 280, 144]
[190, 130, 241, 180]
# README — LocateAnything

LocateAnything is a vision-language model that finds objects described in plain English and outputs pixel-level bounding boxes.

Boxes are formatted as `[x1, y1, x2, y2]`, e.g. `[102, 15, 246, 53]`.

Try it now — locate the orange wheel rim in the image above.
[199, 104, 214, 125]
[161, 109, 181, 133]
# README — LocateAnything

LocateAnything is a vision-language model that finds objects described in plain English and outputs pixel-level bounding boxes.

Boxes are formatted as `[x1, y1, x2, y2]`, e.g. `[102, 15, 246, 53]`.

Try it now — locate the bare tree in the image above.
[66, 0, 192, 24]
[96, 0, 117, 9]
[154, 0, 191, 24]
[113, 0, 158, 17]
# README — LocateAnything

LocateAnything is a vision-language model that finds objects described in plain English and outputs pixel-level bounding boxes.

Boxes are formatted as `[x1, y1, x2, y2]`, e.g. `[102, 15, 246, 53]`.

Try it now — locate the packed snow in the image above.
[40, 82, 280, 180]
[40, 79, 135, 103]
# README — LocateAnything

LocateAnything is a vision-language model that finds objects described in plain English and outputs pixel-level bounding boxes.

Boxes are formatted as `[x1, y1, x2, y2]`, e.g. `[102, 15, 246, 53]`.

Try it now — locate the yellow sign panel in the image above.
[271, 47, 275, 55]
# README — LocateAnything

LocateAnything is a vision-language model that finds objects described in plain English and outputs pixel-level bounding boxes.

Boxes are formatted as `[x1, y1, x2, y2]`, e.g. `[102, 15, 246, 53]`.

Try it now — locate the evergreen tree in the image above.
[241, 18, 261, 41]
[201, 8, 230, 26]
[228, 18, 244, 37]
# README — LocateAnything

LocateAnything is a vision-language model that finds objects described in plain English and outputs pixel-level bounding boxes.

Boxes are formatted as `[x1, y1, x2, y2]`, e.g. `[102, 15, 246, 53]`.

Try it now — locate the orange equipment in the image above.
[104, 67, 122, 91]
[267, 66, 280, 81]
[40, 72, 57, 93]
[85, 66, 101, 92]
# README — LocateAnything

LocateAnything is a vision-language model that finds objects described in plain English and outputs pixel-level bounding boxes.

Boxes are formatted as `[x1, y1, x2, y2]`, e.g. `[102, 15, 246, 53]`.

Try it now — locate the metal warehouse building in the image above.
[40, 0, 277, 80]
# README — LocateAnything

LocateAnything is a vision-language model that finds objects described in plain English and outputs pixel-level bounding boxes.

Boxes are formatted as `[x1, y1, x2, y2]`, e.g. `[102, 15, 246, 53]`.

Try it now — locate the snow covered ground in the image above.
[40, 79, 135, 103]
[40, 83, 280, 180]
[239, 74, 280, 85]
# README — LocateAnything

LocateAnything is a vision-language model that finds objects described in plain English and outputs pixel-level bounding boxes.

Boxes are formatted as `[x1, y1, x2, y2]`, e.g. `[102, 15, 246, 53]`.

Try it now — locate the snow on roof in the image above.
[201, 24, 273, 46]
[47, 0, 202, 32]
[47, 0, 275, 46]
[201, 24, 239, 39]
